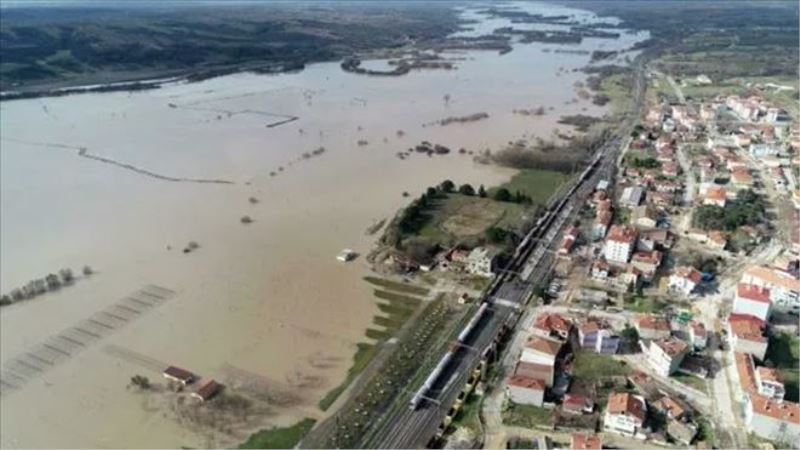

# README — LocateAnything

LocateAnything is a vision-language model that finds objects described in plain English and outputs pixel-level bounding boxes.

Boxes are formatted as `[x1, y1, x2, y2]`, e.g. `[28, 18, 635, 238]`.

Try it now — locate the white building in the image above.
[604, 225, 638, 265]
[745, 395, 800, 444]
[668, 266, 703, 296]
[741, 266, 800, 315]
[728, 313, 769, 361]
[620, 186, 645, 207]
[647, 338, 689, 377]
[604, 392, 647, 438]
[733, 283, 773, 321]
[466, 247, 497, 277]
[521, 336, 562, 366]
[506, 375, 545, 406]
[755, 367, 786, 401]
[636, 315, 671, 341]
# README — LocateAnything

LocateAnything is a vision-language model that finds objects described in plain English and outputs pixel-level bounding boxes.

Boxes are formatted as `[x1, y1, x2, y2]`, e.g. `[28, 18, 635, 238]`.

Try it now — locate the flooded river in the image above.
[0, 2, 646, 448]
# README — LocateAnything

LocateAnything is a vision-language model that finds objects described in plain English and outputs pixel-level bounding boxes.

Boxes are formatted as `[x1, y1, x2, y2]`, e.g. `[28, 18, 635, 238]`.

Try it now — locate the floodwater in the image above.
[0, 2, 646, 448]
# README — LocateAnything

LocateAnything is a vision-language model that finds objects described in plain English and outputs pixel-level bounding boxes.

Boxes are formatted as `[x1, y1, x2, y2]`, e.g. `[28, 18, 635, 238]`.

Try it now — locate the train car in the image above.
[409, 350, 454, 409]
[457, 303, 488, 342]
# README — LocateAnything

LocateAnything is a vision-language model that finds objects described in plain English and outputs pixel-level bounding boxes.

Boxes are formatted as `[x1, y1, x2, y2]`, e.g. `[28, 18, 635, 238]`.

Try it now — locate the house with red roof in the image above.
[728, 313, 769, 360]
[668, 266, 703, 296]
[604, 392, 647, 437]
[571, 432, 602, 450]
[506, 375, 545, 406]
[734, 283, 773, 321]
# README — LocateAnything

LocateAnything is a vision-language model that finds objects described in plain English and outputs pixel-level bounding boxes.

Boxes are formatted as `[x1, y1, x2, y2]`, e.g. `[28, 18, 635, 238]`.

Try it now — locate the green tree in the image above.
[426, 186, 437, 197]
[478, 185, 487, 197]
[485, 226, 508, 243]
[459, 184, 475, 196]
[494, 188, 512, 202]
[440, 180, 455, 193]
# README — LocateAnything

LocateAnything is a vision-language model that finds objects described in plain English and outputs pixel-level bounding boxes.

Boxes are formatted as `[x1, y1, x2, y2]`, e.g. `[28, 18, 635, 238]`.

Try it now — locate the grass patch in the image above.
[623, 295, 665, 313]
[363, 276, 430, 296]
[502, 402, 553, 428]
[365, 328, 392, 341]
[496, 169, 571, 205]
[671, 372, 707, 392]
[452, 393, 482, 431]
[318, 343, 378, 411]
[239, 418, 316, 449]
[572, 351, 631, 379]
[372, 289, 423, 306]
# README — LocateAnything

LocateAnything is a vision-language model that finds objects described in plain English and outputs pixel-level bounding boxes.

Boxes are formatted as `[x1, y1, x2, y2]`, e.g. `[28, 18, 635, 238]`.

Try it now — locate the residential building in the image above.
[515, 361, 555, 387]
[648, 338, 689, 377]
[466, 247, 498, 277]
[532, 313, 573, 341]
[604, 225, 638, 265]
[667, 420, 698, 446]
[741, 265, 800, 315]
[506, 375, 546, 406]
[745, 395, 800, 444]
[590, 260, 610, 282]
[559, 227, 580, 255]
[604, 392, 647, 437]
[190, 379, 223, 402]
[571, 433, 602, 450]
[521, 336, 563, 366]
[668, 266, 703, 296]
[755, 367, 786, 401]
[631, 250, 662, 281]
[652, 395, 686, 420]
[162, 366, 195, 386]
[632, 204, 658, 229]
[728, 313, 769, 360]
[578, 320, 620, 354]
[636, 315, 671, 340]
[594, 210, 613, 240]
[703, 185, 727, 207]
[689, 321, 709, 350]
[749, 143, 781, 158]
[563, 394, 594, 415]
[621, 186, 645, 207]
[734, 283, 773, 321]
[736, 353, 800, 442]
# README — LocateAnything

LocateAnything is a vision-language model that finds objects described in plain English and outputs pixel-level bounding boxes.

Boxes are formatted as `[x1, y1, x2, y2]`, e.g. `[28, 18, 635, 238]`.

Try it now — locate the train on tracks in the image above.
[407, 146, 609, 410]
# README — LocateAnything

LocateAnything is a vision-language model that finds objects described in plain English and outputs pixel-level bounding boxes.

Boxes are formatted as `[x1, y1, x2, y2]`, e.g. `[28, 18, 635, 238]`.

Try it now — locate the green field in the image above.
[671, 372, 708, 393]
[495, 169, 571, 205]
[239, 418, 316, 449]
[502, 402, 553, 429]
[363, 276, 430, 296]
[572, 351, 631, 379]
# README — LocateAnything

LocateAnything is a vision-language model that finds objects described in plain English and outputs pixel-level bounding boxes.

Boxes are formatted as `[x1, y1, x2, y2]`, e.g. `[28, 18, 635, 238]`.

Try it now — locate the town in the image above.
[481, 75, 800, 449]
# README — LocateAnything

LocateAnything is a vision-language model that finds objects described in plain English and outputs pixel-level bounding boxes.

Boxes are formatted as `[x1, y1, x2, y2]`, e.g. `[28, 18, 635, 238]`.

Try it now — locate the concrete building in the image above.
[604, 225, 638, 265]
[620, 186, 645, 207]
[506, 375, 546, 406]
[734, 283, 773, 321]
[736, 352, 800, 443]
[604, 392, 647, 437]
[741, 265, 800, 315]
[521, 336, 563, 366]
[653, 395, 686, 420]
[756, 367, 786, 401]
[532, 313, 573, 341]
[631, 250, 662, 281]
[466, 247, 498, 277]
[636, 314, 671, 341]
[728, 313, 769, 361]
[578, 320, 620, 354]
[647, 338, 689, 377]
[668, 266, 703, 296]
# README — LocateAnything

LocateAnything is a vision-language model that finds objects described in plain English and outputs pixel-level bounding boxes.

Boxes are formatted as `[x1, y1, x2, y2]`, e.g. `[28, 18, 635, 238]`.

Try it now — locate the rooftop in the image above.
[571, 432, 602, 450]
[507, 375, 546, 391]
[526, 336, 563, 356]
[674, 266, 703, 284]
[638, 314, 670, 331]
[653, 338, 689, 357]
[744, 265, 800, 292]
[751, 394, 800, 422]
[737, 283, 771, 304]
[533, 313, 572, 336]
[607, 392, 646, 422]
[729, 313, 767, 343]
[607, 225, 638, 244]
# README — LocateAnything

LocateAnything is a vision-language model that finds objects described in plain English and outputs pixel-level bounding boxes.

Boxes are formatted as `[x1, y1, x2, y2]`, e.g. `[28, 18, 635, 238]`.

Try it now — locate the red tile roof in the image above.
[607, 392, 646, 422]
[507, 375, 546, 390]
[638, 314, 670, 331]
[751, 395, 800, 423]
[729, 313, 767, 343]
[534, 313, 573, 336]
[737, 283, 771, 304]
[607, 225, 638, 244]
[526, 336, 563, 356]
[571, 432, 602, 450]
[653, 338, 688, 357]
